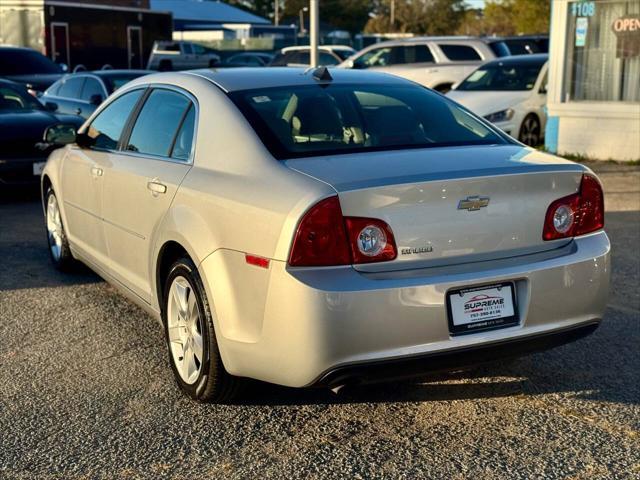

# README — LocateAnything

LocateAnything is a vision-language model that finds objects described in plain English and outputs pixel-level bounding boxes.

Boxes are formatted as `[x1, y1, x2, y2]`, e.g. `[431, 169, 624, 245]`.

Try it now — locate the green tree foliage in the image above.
[364, 0, 467, 35]
[457, 0, 550, 36]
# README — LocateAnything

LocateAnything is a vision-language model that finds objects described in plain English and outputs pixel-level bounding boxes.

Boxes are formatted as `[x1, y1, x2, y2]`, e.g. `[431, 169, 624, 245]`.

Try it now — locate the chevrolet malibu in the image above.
[41, 68, 609, 402]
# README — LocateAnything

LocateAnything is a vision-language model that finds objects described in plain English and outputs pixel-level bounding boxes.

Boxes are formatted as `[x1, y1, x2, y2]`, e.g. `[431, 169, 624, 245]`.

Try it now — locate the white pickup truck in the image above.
[340, 36, 500, 93]
[147, 41, 221, 71]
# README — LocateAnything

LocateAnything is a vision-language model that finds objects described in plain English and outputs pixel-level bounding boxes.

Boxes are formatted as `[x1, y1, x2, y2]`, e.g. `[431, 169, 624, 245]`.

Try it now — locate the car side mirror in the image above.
[44, 124, 76, 145]
[75, 131, 95, 149]
[44, 101, 58, 112]
[89, 94, 103, 106]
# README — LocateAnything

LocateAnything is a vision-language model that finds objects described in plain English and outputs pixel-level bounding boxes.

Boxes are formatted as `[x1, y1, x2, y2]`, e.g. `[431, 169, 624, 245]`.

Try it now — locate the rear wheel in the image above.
[162, 257, 241, 402]
[519, 114, 542, 146]
[45, 188, 75, 271]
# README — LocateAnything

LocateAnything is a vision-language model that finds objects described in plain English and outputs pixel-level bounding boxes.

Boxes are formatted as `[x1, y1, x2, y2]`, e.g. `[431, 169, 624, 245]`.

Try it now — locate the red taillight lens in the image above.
[288, 196, 397, 266]
[543, 174, 604, 241]
[288, 196, 351, 266]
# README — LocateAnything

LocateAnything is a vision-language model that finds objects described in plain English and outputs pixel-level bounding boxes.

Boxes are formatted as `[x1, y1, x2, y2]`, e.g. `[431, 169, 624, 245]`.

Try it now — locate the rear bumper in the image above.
[314, 321, 600, 387]
[201, 231, 610, 388]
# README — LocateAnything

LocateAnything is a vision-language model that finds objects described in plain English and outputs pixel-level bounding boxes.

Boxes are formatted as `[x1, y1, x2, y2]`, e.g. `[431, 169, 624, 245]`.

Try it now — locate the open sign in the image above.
[612, 16, 640, 58]
[612, 16, 640, 33]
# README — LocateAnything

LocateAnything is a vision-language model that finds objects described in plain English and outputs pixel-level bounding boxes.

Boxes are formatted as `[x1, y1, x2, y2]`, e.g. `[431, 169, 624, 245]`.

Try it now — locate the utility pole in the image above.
[390, 0, 395, 31]
[310, 0, 319, 67]
[274, 0, 279, 26]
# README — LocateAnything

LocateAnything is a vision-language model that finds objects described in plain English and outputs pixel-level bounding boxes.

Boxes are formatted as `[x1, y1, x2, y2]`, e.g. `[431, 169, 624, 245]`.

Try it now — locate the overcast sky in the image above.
[466, 0, 486, 8]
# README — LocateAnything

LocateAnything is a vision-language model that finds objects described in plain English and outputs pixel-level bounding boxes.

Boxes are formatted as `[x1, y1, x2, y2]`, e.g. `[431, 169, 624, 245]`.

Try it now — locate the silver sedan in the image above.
[41, 67, 610, 402]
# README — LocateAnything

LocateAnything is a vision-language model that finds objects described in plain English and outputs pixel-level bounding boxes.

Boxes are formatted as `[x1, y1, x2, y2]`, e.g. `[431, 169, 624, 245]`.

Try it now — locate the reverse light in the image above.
[484, 108, 515, 123]
[543, 174, 604, 241]
[288, 196, 397, 267]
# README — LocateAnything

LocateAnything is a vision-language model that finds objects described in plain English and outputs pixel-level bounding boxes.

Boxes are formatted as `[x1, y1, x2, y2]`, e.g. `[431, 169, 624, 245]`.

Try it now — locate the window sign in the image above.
[612, 16, 640, 58]
[571, 1, 596, 17]
[576, 17, 589, 47]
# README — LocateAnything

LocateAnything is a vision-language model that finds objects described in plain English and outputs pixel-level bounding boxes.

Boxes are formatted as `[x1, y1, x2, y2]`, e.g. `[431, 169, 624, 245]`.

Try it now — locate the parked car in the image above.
[41, 70, 150, 119]
[147, 41, 221, 71]
[270, 45, 356, 67]
[41, 68, 609, 402]
[219, 52, 274, 68]
[339, 36, 497, 92]
[447, 54, 548, 146]
[0, 46, 66, 95]
[486, 35, 549, 57]
[0, 79, 82, 186]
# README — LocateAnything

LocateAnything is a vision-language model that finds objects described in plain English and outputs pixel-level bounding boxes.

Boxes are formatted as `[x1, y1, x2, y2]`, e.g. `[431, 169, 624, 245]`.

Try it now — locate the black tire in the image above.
[158, 59, 173, 72]
[44, 187, 76, 271]
[518, 114, 542, 146]
[162, 257, 241, 402]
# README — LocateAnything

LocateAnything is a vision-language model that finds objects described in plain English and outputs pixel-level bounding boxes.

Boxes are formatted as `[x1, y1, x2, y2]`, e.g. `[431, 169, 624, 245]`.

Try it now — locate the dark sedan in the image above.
[0, 46, 66, 95]
[41, 70, 150, 119]
[0, 80, 83, 187]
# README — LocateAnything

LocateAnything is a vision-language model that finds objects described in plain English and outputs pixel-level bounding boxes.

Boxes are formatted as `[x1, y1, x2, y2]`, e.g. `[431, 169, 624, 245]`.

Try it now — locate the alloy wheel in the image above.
[520, 116, 541, 146]
[167, 276, 204, 385]
[46, 194, 63, 261]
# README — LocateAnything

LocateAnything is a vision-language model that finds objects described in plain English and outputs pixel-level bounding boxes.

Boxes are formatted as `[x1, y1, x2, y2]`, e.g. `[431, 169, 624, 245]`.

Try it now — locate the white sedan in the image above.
[447, 54, 548, 146]
[41, 67, 609, 402]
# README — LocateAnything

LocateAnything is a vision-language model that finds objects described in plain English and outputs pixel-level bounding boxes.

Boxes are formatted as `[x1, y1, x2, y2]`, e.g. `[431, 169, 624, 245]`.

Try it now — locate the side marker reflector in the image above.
[245, 254, 270, 269]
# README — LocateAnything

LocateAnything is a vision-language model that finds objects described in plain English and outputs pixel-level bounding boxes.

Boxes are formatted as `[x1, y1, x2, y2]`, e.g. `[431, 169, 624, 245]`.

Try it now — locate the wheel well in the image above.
[156, 241, 190, 306]
[42, 175, 52, 205]
[433, 83, 453, 93]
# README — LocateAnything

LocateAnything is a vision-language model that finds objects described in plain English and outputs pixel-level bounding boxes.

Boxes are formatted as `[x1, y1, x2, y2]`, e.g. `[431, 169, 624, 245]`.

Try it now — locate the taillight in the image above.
[288, 196, 397, 267]
[543, 174, 604, 241]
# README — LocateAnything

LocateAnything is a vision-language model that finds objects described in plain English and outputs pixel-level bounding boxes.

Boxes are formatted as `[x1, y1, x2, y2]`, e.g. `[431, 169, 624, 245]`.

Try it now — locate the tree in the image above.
[279, 0, 371, 33]
[456, 0, 550, 37]
[364, 0, 467, 35]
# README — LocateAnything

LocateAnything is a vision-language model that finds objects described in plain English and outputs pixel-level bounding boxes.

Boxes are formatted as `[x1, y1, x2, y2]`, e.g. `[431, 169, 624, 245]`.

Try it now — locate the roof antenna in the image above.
[312, 66, 332, 82]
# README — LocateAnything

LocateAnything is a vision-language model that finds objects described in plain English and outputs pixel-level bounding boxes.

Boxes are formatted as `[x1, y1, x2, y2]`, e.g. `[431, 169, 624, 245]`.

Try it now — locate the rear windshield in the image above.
[0, 50, 62, 75]
[457, 60, 546, 91]
[229, 83, 508, 160]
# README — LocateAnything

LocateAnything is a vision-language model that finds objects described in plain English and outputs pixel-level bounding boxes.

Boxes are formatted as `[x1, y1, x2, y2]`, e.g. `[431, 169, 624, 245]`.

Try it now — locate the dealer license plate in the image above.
[447, 282, 518, 335]
[33, 162, 46, 176]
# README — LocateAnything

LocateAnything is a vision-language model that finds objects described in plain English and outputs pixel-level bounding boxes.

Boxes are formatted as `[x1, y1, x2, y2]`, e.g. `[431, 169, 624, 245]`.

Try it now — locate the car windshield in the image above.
[0, 50, 63, 75]
[0, 85, 43, 111]
[102, 73, 147, 93]
[457, 60, 546, 91]
[229, 83, 507, 160]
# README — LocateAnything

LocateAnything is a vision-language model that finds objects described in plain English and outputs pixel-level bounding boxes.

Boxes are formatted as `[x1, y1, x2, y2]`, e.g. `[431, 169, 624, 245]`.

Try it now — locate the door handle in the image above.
[75, 108, 82, 115]
[147, 180, 167, 195]
[91, 166, 103, 177]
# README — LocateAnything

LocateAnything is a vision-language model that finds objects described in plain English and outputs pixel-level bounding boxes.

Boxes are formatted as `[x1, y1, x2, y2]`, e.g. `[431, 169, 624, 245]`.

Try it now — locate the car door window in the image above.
[192, 44, 206, 55]
[81, 78, 104, 102]
[170, 105, 196, 161]
[126, 89, 192, 157]
[58, 77, 85, 99]
[439, 44, 482, 61]
[397, 45, 434, 64]
[87, 89, 144, 150]
[355, 47, 392, 68]
[319, 52, 340, 66]
[182, 43, 193, 55]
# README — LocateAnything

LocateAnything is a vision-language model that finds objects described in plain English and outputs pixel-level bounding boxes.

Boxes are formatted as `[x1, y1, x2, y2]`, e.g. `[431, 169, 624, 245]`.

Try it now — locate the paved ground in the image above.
[0, 163, 638, 479]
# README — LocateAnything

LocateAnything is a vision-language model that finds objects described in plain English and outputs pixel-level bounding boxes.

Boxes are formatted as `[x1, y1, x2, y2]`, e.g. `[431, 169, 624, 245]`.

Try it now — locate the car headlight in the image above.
[484, 108, 515, 123]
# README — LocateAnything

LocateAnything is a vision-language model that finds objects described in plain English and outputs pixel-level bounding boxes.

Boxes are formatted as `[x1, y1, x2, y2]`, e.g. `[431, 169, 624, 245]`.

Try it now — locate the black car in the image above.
[0, 46, 66, 95]
[0, 80, 83, 186]
[41, 70, 150, 119]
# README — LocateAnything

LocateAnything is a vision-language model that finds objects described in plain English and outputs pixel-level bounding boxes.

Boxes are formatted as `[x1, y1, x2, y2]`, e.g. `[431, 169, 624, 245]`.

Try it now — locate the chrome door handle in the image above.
[91, 166, 103, 177]
[147, 181, 167, 195]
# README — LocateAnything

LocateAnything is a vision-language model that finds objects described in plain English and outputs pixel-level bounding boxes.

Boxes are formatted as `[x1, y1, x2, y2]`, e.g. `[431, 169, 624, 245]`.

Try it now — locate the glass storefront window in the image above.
[564, 1, 640, 102]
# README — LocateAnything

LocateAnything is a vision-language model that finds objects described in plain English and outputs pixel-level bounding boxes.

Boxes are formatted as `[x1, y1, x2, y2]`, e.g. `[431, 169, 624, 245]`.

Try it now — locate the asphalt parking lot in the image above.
[0, 162, 638, 479]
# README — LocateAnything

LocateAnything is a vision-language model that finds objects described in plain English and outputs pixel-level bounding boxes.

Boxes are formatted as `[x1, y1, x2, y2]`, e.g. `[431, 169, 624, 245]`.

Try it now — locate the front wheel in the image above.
[519, 114, 542, 146]
[45, 188, 75, 271]
[163, 257, 241, 402]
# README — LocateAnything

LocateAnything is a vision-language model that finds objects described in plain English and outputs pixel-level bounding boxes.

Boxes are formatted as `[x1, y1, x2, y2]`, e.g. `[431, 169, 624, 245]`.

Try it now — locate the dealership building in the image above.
[546, 0, 640, 161]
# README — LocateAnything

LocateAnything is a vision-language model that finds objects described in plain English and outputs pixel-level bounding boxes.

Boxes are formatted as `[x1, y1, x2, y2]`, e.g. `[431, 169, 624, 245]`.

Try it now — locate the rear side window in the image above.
[87, 89, 144, 150]
[126, 89, 192, 158]
[355, 45, 433, 68]
[58, 77, 85, 98]
[439, 44, 482, 61]
[81, 78, 104, 101]
[171, 105, 196, 161]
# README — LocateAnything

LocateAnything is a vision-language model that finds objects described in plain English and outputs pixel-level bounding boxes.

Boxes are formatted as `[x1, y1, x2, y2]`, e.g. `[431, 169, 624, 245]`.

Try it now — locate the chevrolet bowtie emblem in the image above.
[458, 196, 490, 211]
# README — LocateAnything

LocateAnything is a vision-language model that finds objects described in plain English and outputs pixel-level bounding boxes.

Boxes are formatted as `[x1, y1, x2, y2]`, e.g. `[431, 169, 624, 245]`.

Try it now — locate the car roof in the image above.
[88, 69, 151, 77]
[282, 45, 354, 53]
[167, 67, 412, 93]
[365, 36, 486, 48]
[484, 53, 548, 66]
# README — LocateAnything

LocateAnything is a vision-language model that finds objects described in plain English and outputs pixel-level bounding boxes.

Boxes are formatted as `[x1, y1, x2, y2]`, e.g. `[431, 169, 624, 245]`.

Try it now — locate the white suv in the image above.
[340, 36, 497, 92]
[147, 41, 221, 71]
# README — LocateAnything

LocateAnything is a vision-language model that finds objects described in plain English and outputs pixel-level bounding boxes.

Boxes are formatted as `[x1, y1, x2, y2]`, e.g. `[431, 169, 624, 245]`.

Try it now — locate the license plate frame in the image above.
[446, 282, 519, 336]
